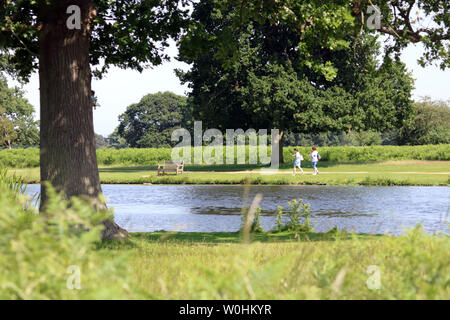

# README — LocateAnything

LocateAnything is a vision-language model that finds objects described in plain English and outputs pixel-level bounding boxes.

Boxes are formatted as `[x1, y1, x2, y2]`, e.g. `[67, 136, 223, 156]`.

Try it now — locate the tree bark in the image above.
[38, 1, 126, 239]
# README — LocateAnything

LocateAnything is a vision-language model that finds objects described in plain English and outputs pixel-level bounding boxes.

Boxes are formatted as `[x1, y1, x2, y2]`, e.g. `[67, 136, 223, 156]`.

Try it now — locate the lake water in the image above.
[25, 185, 449, 235]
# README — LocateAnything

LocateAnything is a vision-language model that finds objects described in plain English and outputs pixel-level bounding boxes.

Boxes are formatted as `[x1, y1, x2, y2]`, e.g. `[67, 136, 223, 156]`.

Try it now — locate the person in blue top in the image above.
[292, 148, 304, 176]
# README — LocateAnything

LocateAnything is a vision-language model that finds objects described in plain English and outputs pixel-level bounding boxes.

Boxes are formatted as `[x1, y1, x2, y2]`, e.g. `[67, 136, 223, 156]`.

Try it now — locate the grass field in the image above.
[11, 160, 450, 186]
[1, 167, 449, 300]
[2, 145, 450, 168]
[96, 229, 450, 299]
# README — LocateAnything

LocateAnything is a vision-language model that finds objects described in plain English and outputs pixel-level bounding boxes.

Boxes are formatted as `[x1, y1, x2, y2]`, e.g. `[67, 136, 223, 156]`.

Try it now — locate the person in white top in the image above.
[310, 147, 320, 175]
[292, 148, 304, 175]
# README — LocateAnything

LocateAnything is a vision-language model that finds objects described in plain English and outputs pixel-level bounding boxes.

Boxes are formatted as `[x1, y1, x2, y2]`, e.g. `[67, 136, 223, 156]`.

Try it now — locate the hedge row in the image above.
[0, 144, 449, 168]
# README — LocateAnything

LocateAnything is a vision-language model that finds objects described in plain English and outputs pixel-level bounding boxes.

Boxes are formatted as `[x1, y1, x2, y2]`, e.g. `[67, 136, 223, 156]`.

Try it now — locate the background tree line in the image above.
[3, 80, 448, 151]
[285, 98, 450, 147]
[102, 92, 449, 150]
[1, 73, 447, 151]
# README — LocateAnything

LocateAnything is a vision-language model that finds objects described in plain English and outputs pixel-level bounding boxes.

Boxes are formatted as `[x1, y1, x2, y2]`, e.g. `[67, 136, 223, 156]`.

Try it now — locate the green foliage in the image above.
[285, 130, 383, 147]
[117, 92, 189, 148]
[0, 0, 190, 80]
[396, 99, 450, 145]
[1, 0, 446, 82]
[0, 147, 40, 167]
[106, 128, 129, 149]
[124, 227, 450, 299]
[178, 1, 414, 148]
[0, 167, 449, 299]
[240, 206, 264, 234]
[0, 167, 26, 197]
[97, 148, 173, 166]
[0, 169, 138, 299]
[95, 133, 108, 149]
[274, 199, 312, 232]
[0, 114, 16, 148]
[361, 0, 449, 69]
[0, 75, 39, 148]
[1, 145, 449, 169]
[282, 145, 450, 162]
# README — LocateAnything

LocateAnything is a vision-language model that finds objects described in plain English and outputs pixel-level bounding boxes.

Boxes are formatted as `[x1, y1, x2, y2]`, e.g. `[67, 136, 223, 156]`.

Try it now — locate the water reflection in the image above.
[25, 184, 449, 235]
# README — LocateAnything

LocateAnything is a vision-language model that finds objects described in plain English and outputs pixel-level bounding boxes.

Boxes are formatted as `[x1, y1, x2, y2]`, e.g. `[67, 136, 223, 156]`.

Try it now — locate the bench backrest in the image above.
[164, 161, 184, 169]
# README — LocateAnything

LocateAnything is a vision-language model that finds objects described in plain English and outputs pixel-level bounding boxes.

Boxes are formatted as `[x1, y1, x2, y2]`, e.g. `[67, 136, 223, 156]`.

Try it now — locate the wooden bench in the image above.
[157, 161, 184, 175]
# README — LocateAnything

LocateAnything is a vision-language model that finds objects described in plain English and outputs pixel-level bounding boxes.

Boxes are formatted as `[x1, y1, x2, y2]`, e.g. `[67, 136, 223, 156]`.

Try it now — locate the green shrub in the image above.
[0, 148, 40, 168]
[283, 145, 450, 162]
[0, 169, 139, 299]
[1, 145, 449, 168]
[274, 199, 312, 232]
[240, 206, 264, 234]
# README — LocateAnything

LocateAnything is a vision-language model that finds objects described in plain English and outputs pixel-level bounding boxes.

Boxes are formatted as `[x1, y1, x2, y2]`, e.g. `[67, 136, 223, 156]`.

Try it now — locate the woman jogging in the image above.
[293, 148, 304, 175]
[310, 147, 320, 175]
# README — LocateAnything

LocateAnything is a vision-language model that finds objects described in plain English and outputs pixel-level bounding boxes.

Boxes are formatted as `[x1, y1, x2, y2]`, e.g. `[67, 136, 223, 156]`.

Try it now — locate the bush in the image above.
[0, 169, 139, 299]
[1, 145, 449, 168]
[274, 199, 313, 232]
[0, 148, 39, 168]
[282, 145, 450, 162]
[240, 206, 264, 234]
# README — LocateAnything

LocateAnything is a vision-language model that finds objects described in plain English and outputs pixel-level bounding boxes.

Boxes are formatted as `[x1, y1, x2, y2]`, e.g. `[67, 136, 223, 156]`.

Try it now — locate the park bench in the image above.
[157, 161, 184, 175]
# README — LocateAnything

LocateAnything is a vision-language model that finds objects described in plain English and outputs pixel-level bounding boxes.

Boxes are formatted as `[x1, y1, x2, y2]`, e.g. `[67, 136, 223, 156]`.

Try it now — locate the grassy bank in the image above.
[11, 161, 450, 186]
[128, 230, 380, 243]
[98, 229, 450, 299]
[1, 145, 450, 168]
[1, 169, 449, 300]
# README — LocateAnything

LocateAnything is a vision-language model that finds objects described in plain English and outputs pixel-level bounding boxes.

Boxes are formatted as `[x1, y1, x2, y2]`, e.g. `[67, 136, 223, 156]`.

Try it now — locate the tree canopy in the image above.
[396, 98, 450, 145]
[0, 0, 190, 80]
[0, 75, 39, 148]
[353, 0, 449, 69]
[118, 92, 189, 148]
[205, 0, 449, 72]
[178, 0, 416, 162]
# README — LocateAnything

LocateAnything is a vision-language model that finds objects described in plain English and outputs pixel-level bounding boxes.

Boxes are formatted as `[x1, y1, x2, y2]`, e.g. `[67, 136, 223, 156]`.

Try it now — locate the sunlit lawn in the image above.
[10, 161, 450, 186]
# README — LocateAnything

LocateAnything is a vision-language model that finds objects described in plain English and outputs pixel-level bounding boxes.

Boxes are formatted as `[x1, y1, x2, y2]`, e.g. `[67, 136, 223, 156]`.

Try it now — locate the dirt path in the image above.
[209, 171, 450, 175]
[100, 169, 450, 175]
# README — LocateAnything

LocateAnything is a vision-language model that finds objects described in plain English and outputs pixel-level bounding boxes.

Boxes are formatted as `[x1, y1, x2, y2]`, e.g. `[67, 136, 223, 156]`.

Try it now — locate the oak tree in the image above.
[0, 0, 188, 238]
[178, 1, 416, 163]
[0, 75, 39, 148]
[118, 92, 189, 148]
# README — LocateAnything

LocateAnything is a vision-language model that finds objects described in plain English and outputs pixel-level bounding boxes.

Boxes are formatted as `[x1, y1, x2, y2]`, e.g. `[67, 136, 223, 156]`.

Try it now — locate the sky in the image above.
[6, 40, 450, 137]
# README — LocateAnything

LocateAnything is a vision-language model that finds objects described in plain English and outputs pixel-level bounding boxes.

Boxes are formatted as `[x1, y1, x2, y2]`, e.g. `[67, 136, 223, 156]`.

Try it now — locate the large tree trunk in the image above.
[38, 1, 126, 239]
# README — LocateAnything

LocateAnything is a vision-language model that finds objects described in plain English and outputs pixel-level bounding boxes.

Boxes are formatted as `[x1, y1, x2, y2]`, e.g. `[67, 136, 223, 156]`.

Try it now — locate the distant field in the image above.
[1, 145, 450, 168]
[11, 161, 450, 186]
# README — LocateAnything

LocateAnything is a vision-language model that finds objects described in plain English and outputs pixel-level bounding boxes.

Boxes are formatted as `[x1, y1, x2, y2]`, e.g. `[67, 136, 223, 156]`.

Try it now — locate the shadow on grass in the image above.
[130, 231, 381, 244]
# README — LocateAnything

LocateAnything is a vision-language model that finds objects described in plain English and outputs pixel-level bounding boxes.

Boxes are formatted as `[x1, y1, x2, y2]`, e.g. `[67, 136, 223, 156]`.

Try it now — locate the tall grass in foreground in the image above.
[0, 168, 449, 299]
[125, 228, 449, 299]
[1, 145, 449, 168]
[0, 169, 139, 299]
